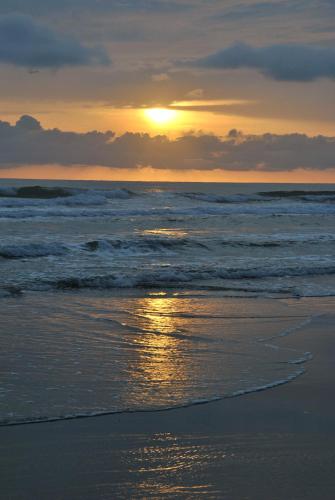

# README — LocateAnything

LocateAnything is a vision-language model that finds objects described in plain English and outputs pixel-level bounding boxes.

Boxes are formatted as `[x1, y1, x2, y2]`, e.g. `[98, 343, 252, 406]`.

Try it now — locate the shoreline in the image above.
[0, 370, 305, 428]
[1, 311, 335, 499]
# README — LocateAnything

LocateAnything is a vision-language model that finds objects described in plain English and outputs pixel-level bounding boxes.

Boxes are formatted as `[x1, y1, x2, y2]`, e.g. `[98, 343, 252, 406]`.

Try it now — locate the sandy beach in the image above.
[1, 309, 335, 499]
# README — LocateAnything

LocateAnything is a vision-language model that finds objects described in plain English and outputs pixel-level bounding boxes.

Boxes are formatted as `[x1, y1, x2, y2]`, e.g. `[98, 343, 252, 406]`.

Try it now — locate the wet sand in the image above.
[1, 313, 335, 499]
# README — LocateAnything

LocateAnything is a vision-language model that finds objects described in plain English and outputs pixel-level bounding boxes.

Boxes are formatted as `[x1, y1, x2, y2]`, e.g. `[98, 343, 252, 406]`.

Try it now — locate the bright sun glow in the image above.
[144, 108, 178, 125]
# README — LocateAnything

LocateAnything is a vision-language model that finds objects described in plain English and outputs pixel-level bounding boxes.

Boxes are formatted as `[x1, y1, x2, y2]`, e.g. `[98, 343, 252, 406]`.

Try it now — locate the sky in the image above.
[0, 0, 334, 182]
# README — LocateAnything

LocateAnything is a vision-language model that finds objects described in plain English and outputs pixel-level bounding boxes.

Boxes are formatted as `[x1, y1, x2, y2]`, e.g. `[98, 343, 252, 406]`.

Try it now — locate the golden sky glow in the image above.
[1, 99, 335, 183]
[2, 100, 335, 138]
[1, 164, 335, 183]
[0, 2, 334, 182]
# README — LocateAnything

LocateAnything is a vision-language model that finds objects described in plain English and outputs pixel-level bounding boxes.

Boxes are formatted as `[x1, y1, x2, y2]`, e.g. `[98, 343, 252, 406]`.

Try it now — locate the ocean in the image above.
[1, 180, 335, 425]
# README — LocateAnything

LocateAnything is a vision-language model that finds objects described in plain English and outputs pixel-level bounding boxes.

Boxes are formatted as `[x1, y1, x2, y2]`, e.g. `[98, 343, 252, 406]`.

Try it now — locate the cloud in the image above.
[0, 0, 193, 15]
[186, 88, 204, 98]
[151, 73, 170, 82]
[216, 1, 306, 21]
[0, 14, 110, 69]
[0, 115, 334, 171]
[192, 42, 335, 81]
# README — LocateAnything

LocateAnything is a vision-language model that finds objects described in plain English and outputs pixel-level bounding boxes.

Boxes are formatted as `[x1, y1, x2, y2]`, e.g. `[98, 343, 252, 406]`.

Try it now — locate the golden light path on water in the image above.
[128, 295, 187, 387]
[140, 228, 189, 238]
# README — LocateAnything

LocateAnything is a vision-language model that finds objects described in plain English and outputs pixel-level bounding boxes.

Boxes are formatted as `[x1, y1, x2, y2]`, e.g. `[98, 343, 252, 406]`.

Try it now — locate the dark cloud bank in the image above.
[1, 116, 334, 172]
[0, 14, 110, 68]
[193, 42, 335, 82]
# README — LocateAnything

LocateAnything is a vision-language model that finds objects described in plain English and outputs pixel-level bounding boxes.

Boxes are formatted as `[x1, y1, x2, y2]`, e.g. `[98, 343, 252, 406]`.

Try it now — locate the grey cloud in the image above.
[192, 42, 335, 81]
[0, 14, 110, 68]
[0, 0, 193, 15]
[217, 1, 306, 21]
[0, 115, 334, 171]
[15, 115, 42, 130]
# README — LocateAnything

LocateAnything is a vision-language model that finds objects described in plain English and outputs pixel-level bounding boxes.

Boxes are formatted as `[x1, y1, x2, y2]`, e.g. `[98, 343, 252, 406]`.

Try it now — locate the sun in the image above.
[144, 108, 178, 125]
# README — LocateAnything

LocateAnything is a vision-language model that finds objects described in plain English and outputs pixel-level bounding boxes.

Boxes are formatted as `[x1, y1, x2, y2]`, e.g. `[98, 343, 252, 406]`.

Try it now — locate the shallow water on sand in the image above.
[2, 292, 333, 425]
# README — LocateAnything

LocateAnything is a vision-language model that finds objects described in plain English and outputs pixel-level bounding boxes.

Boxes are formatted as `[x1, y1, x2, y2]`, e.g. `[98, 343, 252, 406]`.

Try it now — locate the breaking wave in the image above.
[1, 182, 334, 298]
[84, 236, 208, 255]
[39, 259, 335, 291]
[0, 185, 135, 208]
[179, 189, 335, 204]
[258, 190, 335, 202]
[3, 231, 335, 261]
[1, 202, 335, 219]
[179, 192, 264, 203]
[1, 232, 334, 260]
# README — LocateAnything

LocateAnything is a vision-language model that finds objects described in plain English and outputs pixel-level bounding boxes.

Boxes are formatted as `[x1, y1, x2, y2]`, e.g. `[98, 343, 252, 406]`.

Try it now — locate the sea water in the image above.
[0, 180, 334, 424]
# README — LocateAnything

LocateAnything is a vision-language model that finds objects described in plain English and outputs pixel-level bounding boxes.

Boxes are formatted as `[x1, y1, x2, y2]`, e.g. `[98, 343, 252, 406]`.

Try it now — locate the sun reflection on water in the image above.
[140, 228, 189, 238]
[124, 432, 225, 497]
[128, 296, 189, 387]
[134, 296, 181, 335]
